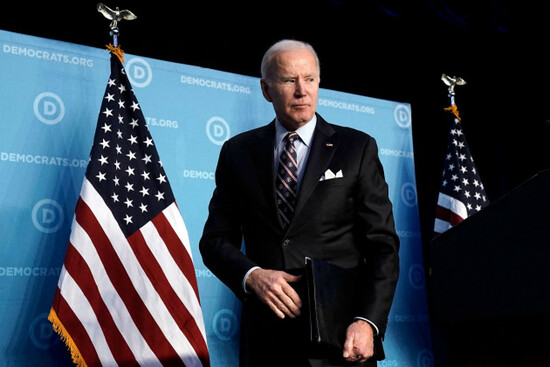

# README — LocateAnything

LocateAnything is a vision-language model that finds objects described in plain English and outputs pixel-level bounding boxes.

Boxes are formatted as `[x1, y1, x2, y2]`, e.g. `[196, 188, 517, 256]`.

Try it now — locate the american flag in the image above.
[49, 53, 210, 366]
[433, 109, 489, 236]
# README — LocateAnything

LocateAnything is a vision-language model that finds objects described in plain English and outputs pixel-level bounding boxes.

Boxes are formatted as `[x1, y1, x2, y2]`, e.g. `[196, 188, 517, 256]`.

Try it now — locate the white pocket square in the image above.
[319, 169, 343, 181]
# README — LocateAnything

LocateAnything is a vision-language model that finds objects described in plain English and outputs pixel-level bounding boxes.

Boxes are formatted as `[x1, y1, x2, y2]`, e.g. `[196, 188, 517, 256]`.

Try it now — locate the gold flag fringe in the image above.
[444, 104, 461, 121]
[48, 308, 88, 367]
[106, 43, 125, 63]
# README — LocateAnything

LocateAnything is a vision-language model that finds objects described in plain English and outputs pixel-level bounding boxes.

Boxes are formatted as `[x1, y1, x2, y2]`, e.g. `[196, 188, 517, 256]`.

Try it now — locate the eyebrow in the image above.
[278, 73, 317, 80]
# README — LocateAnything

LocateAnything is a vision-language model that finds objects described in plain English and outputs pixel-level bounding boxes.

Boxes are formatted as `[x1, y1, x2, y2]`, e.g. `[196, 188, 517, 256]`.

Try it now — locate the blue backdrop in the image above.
[0, 30, 432, 366]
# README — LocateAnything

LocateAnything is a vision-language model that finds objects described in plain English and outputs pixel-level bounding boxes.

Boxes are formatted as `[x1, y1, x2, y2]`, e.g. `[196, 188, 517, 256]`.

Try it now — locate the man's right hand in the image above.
[246, 268, 302, 319]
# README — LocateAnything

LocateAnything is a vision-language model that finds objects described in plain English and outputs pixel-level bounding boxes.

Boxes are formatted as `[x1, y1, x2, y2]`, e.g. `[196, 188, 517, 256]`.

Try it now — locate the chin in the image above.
[279, 112, 315, 130]
[294, 112, 314, 123]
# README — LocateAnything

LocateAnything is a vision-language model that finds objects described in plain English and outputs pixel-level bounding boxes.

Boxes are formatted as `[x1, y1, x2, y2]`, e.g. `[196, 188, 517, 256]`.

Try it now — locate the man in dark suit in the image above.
[200, 40, 399, 366]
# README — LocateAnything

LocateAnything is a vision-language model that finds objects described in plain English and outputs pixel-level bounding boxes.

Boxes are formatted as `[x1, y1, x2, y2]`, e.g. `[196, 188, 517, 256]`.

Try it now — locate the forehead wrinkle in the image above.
[273, 53, 319, 79]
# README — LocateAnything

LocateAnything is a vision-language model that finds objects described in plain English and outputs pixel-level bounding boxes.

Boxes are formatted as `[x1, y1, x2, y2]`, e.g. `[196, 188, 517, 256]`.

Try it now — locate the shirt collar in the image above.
[275, 115, 317, 148]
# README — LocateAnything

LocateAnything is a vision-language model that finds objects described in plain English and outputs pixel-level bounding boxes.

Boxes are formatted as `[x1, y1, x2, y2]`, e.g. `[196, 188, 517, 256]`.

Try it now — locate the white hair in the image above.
[260, 39, 320, 81]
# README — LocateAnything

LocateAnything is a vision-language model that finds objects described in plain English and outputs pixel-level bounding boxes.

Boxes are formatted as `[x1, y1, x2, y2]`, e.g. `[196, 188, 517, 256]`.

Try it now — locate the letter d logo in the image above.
[34, 92, 65, 125]
[206, 116, 230, 145]
[394, 104, 412, 129]
[126, 57, 153, 88]
[43, 101, 57, 116]
[133, 65, 145, 80]
[32, 199, 64, 233]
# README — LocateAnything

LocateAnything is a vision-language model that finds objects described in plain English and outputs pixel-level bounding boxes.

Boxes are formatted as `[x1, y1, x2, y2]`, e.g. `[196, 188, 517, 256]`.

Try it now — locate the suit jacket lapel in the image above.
[292, 115, 337, 224]
[248, 121, 279, 220]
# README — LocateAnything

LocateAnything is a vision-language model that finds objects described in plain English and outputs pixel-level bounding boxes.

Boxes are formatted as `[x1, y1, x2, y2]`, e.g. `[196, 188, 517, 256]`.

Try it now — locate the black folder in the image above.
[305, 257, 357, 353]
[305, 257, 384, 361]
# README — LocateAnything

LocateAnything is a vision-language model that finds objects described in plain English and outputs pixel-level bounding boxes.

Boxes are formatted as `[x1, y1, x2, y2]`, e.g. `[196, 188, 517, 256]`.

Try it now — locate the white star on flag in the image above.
[103, 107, 113, 117]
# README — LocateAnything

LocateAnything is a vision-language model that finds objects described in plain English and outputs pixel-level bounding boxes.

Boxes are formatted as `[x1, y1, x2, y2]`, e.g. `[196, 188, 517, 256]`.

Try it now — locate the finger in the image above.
[277, 292, 302, 318]
[280, 294, 301, 317]
[282, 273, 302, 283]
[345, 353, 366, 363]
[266, 289, 299, 319]
[266, 299, 286, 319]
[342, 334, 355, 360]
[280, 282, 302, 311]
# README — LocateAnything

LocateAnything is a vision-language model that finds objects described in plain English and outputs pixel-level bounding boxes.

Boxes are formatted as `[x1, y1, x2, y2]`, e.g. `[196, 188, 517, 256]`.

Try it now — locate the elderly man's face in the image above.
[261, 49, 320, 131]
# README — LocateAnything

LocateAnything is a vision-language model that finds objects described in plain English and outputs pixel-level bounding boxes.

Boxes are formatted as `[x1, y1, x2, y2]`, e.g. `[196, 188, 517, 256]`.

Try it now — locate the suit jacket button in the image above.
[282, 239, 290, 247]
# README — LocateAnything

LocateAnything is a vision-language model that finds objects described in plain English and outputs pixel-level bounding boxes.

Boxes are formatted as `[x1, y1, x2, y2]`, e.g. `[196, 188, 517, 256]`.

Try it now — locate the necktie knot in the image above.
[286, 132, 299, 144]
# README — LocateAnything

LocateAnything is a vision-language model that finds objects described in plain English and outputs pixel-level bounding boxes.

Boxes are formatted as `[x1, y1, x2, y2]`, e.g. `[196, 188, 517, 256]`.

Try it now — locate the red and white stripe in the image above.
[433, 192, 468, 235]
[53, 178, 209, 366]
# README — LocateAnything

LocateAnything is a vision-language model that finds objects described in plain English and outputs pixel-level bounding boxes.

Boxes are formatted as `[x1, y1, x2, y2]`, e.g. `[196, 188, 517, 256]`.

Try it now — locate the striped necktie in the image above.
[276, 132, 299, 228]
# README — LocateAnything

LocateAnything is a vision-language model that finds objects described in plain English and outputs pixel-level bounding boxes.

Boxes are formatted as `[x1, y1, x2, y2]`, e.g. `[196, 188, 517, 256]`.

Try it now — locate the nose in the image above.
[294, 79, 307, 97]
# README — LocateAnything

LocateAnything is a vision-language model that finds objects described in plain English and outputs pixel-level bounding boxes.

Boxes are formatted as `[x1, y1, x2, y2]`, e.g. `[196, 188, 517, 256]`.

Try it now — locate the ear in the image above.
[260, 79, 272, 102]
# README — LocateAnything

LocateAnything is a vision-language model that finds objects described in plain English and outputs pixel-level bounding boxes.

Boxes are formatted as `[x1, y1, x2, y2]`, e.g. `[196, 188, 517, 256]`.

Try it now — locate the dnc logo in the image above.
[212, 309, 237, 341]
[33, 92, 65, 125]
[126, 57, 153, 88]
[394, 104, 411, 129]
[32, 199, 64, 234]
[206, 116, 230, 146]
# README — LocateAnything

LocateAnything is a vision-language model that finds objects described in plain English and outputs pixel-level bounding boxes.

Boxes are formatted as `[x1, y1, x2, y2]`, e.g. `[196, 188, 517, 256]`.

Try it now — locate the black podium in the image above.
[429, 170, 550, 366]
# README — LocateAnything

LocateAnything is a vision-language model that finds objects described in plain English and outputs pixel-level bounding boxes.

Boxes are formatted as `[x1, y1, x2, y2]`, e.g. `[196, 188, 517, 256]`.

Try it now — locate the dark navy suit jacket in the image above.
[200, 114, 399, 366]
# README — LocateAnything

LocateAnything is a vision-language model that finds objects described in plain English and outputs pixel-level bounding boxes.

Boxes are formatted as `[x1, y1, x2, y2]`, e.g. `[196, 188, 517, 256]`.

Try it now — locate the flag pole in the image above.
[111, 26, 119, 47]
[441, 73, 466, 120]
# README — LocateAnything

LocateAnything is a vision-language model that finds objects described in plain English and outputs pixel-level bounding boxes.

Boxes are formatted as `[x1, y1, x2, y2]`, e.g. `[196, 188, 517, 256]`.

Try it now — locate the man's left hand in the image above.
[342, 319, 374, 363]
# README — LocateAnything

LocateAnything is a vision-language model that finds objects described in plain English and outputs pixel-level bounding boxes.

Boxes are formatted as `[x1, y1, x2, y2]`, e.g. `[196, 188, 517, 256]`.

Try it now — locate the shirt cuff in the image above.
[242, 266, 261, 294]
[354, 317, 379, 336]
